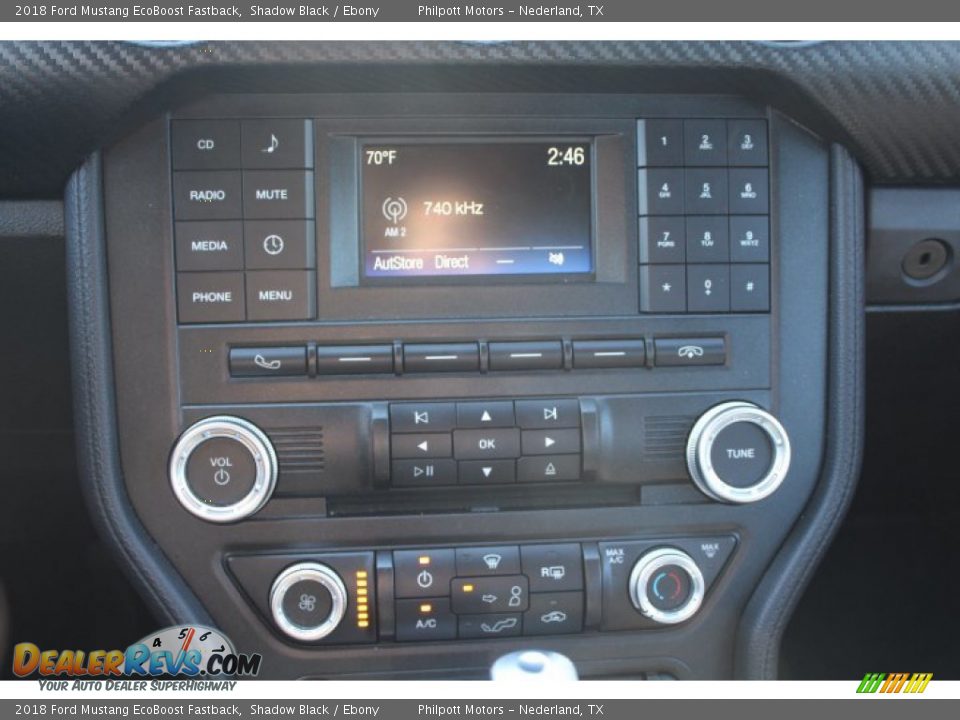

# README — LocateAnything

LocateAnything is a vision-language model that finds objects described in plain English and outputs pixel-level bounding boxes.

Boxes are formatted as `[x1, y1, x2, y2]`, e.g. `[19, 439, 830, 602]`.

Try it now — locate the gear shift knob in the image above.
[490, 650, 578, 681]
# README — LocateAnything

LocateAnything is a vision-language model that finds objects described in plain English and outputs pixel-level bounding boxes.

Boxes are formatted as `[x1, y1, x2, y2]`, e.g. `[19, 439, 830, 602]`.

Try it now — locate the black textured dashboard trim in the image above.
[735, 144, 865, 678]
[0, 200, 63, 238]
[4, 41, 960, 197]
[65, 153, 211, 627]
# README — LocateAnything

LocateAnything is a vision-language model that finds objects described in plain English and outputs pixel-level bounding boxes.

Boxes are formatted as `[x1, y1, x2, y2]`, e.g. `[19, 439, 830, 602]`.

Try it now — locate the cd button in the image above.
[488, 342, 563, 371]
[390, 403, 456, 433]
[516, 455, 581, 483]
[521, 544, 584, 592]
[521, 429, 581, 456]
[171, 120, 241, 170]
[391, 433, 453, 459]
[456, 401, 515, 428]
[229, 346, 307, 377]
[395, 598, 456, 642]
[453, 428, 521, 460]
[394, 549, 456, 599]
[241, 119, 314, 170]
[458, 460, 516, 485]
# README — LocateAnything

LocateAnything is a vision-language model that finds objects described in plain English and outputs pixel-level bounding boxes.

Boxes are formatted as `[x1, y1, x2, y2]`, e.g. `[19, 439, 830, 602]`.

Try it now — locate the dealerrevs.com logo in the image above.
[13, 626, 262, 686]
[856, 673, 933, 694]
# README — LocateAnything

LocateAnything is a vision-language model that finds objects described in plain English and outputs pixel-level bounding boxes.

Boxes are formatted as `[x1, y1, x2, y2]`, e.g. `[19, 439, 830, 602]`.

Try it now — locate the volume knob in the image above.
[168, 415, 277, 523]
[686, 401, 791, 504]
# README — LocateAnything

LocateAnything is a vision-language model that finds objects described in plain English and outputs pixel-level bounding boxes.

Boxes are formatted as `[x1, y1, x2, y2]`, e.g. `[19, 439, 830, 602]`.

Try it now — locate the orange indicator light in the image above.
[420, 603, 433, 613]
[463, 584, 474, 592]
[418, 556, 431, 566]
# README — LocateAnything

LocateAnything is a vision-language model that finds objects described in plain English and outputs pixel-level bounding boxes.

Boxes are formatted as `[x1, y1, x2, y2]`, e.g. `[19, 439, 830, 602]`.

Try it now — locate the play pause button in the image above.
[392, 459, 457, 487]
[459, 460, 516, 485]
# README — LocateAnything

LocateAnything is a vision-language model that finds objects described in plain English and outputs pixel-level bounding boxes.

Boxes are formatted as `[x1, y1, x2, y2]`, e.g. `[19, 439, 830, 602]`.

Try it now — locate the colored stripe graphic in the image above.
[857, 672, 931, 694]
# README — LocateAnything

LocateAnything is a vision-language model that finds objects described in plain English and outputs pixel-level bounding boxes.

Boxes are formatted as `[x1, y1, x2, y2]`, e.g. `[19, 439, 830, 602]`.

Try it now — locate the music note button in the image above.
[241, 119, 314, 170]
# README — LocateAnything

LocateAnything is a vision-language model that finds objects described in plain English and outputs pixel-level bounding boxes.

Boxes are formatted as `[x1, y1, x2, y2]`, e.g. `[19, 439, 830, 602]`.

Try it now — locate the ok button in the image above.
[454, 428, 521, 460]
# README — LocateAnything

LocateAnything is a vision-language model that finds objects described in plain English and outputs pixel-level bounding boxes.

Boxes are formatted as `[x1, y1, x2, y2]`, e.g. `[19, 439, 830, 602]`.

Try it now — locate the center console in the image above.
[67, 89, 861, 679]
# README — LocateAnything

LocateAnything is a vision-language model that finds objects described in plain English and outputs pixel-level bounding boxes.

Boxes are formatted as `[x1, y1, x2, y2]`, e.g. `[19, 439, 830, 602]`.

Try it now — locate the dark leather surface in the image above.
[3, 40, 960, 197]
[0, 201, 62, 237]
[736, 145, 866, 677]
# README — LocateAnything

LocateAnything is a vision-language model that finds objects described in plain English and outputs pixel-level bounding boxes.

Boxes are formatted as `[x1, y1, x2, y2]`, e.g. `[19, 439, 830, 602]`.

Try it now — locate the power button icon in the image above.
[417, 570, 434, 589]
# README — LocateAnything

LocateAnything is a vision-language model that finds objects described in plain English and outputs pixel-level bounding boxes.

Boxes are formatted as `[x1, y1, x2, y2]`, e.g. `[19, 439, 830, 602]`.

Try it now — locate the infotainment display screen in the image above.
[361, 140, 593, 280]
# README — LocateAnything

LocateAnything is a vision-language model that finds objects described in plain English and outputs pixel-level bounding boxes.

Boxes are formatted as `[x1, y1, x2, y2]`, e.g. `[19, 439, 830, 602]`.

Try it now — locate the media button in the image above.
[653, 337, 726, 367]
[394, 549, 455, 599]
[175, 221, 244, 272]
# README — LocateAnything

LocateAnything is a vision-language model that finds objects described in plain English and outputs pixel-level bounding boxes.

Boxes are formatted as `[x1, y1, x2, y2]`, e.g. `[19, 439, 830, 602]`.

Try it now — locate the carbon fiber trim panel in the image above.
[2, 40, 960, 196]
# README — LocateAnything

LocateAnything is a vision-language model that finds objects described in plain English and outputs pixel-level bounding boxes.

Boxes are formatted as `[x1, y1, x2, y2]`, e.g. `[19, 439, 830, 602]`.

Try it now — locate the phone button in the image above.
[229, 346, 307, 377]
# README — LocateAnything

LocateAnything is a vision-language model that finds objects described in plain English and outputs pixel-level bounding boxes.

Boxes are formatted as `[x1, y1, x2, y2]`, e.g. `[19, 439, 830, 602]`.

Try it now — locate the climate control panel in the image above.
[227, 536, 736, 647]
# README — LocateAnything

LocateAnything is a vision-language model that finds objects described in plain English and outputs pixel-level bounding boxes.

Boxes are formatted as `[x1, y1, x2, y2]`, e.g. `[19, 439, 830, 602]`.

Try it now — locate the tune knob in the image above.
[629, 547, 705, 625]
[168, 415, 277, 523]
[685, 401, 791, 504]
[270, 562, 348, 642]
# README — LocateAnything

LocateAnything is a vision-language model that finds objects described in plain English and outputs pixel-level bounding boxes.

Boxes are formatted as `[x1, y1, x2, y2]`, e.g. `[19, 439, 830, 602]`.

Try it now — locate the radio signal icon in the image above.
[382, 196, 408, 225]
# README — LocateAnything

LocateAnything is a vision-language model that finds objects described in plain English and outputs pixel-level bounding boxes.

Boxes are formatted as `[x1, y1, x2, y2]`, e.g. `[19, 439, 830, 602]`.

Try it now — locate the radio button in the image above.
[639, 216, 685, 264]
[637, 119, 684, 167]
[653, 337, 726, 367]
[515, 399, 579, 429]
[245, 270, 315, 322]
[173, 171, 242, 221]
[175, 221, 244, 271]
[395, 598, 457, 642]
[640, 264, 686, 313]
[523, 591, 584, 636]
[731, 264, 770, 313]
[391, 433, 452, 459]
[488, 342, 563, 371]
[453, 428, 521, 460]
[456, 546, 521, 576]
[457, 401, 515, 428]
[317, 345, 394, 375]
[521, 429, 581, 456]
[728, 168, 769, 215]
[390, 403, 456, 433]
[394, 549, 456, 599]
[638, 168, 684, 215]
[172, 120, 241, 170]
[244, 219, 315, 270]
[517, 455, 581, 483]
[458, 613, 522, 639]
[684, 168, 728, 215]
[177, 271, 245, 324]
[403, 343, 480, 373]
[729, 216, 770, 263]
[686, 216, 730, 264]
[229, 346, 307, 377]
[683, 119, 728, 166]
[686, 264, 730, 313]
[572, 340, 646, 369]
[521, 544, 584, 592]
[458, 460, 516, 485]
[241, 119, 313, 170]
[242, 170, 315, 219]
[392, 459, 457, 487]
[452, 576, 529, 614]
[728, 119, 768, 166]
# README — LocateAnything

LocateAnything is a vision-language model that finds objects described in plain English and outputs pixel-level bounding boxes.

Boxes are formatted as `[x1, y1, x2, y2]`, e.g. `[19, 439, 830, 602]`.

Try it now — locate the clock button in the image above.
[244, 220, 315, 270]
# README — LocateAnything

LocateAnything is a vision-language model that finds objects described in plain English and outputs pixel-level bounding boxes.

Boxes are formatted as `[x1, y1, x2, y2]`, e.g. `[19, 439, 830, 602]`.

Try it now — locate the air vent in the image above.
[269, 427, 325, 475]
[643, 416, 693, 459]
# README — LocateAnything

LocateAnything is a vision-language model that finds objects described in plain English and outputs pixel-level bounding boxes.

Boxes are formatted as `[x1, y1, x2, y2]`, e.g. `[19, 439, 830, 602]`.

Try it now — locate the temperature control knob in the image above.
[169, 415, 277, 523]
[629, 547, 705, 625]
[686, 401, 791, 504]
[270, 562, 348, 642]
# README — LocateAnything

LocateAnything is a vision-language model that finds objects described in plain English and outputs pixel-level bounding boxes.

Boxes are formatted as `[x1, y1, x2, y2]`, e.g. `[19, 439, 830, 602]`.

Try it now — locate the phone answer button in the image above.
[229, 346, 307, 377]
